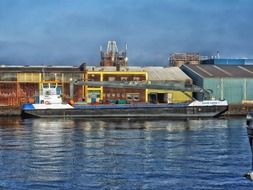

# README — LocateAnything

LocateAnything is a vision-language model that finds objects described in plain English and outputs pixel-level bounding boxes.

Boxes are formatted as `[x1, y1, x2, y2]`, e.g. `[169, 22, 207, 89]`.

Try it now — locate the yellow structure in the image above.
[85, 67, 192, 104]
[146, 89, 192, 103]
[85, 70, 147, 103]
[144, 67, 193, 103]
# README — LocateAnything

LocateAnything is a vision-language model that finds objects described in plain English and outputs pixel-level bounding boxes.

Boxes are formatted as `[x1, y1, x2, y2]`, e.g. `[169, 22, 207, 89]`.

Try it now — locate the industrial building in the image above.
[85, 66, 147, 103]
[0, 65, 84, 106]
[0, 64, 192, 106]
[100, 41, 128, 67]
[83, 66, 192, 104]
[143, 67, 192, 103]
[169, 53, 200, 67]
[0, 40, 192, 107]
[201, 58, 253, 65]
[181, 64, 253, 104]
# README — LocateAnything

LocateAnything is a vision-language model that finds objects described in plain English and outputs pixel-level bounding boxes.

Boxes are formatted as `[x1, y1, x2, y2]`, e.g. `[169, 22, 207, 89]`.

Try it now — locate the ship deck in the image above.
[73, 103, 188, 109]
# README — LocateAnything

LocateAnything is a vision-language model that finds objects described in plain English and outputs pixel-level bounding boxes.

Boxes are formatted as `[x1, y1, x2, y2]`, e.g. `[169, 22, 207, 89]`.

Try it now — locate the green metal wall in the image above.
[246, 80, 253, 100]
[203, 79, 221, 100]
[223, 79, 243, 104]
[203, 78, 253, 104]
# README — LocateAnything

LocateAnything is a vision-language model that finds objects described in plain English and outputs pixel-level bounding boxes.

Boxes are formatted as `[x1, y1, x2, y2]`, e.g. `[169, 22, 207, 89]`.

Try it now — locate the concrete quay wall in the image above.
[224, 104, 253, 116]
[0, 106, 21, 116]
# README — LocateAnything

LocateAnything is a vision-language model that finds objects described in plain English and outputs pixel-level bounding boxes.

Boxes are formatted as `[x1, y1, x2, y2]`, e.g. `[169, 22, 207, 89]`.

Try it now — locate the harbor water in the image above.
[0, 117, 252, 189]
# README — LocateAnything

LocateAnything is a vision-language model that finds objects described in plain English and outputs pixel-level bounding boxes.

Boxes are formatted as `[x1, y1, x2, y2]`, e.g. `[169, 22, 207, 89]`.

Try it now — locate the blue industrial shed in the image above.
[181, 64, 253, 104]
[201, 58, 253, 65]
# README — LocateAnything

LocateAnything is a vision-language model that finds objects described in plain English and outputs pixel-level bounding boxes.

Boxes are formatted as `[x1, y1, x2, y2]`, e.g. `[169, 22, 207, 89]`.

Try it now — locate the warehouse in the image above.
[181, 64, 253, 104]
[84, 66, 147, 103]
[201, 58, 253, 65]
[0, 64, 193, 106]
[144, 67, 192, 103]
[0, 65, 84, 106]
[169, 52, 200, 67]
[84, 66, 192, 104]
[0, 65, 147, 106]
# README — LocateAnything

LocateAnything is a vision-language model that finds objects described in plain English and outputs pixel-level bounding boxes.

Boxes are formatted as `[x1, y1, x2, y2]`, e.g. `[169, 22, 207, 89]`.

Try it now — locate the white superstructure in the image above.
[39, 83, 62, 104]
[188, 100, 228, 107]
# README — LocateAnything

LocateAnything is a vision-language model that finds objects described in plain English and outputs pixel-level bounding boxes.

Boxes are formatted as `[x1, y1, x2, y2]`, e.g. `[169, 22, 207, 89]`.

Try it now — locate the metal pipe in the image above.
[70, 78, 74, 100]
[75, 80, 210, 100]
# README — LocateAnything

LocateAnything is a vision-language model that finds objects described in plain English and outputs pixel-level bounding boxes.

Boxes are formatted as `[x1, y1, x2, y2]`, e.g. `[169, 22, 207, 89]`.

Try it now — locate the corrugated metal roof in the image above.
[0, 65, 81, 73]
[144, 67, 191, 81]
[201, 58, 253, 65]
[0, 65, 191, 81]
[87, 66, 191, 81]
[181, 64, 253, 78]
[0, 65, 79, 69]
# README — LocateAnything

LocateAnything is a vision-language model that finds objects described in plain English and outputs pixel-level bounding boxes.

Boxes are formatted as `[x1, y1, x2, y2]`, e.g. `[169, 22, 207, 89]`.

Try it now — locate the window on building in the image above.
[121, 77, 128, 81]
[0, 73, 17, 81]
[72, 73, 83, 81]
[126, 93, 140, 102]
[54, 73, 62, 82]
[126, 94, 132, 101]
[50, 83, 56, 88]
[17, 73, 40, 82]
[108, 77, 116, 81]
[43, 83, 49, 88]
[63, 73, 83, 82]
[133, 94, 140, 101]
[44, 73, 56, 81]
[133, 77, 140, 81]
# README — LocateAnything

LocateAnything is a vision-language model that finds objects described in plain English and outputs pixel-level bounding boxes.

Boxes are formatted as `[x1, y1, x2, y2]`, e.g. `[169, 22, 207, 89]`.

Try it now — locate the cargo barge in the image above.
[21, 100, 228, 119]
[21, 82, 228, 119]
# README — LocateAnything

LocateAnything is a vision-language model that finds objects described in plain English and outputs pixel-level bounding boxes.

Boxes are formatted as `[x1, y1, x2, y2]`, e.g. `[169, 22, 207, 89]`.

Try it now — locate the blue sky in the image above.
[0, 0, 253, 66]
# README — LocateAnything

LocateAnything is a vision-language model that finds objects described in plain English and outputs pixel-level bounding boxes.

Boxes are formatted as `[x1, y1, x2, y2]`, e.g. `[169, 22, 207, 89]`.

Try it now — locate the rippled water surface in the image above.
[0, 117, 252, 189]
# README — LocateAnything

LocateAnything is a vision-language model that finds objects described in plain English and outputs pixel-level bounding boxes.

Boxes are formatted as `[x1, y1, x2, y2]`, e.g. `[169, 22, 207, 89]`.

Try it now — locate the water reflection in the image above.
[0, 116, 22, 125]
[28, 120, 75, 183]
[0, 118, 251, 189]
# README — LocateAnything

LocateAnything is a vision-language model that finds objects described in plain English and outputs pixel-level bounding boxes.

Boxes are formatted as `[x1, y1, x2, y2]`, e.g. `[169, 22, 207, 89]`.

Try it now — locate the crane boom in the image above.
[74, 80, 211, 100]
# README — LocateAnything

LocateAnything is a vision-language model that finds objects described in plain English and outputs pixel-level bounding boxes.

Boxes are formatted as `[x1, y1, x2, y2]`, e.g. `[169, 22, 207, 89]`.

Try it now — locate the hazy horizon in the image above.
[0, 0, 253, 66]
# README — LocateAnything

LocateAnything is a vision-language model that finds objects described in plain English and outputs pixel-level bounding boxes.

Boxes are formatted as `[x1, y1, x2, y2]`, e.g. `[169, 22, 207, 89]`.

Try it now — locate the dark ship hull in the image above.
[21, 102, 228, 119]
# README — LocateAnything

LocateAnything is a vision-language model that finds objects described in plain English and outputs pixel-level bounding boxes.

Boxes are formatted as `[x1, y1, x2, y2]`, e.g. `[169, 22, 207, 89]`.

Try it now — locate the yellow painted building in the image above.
[146, 89, 192, 103]
[84, 66, 192, 104]
[85, 68, 147, 103]
[144, 67, 192, 103]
